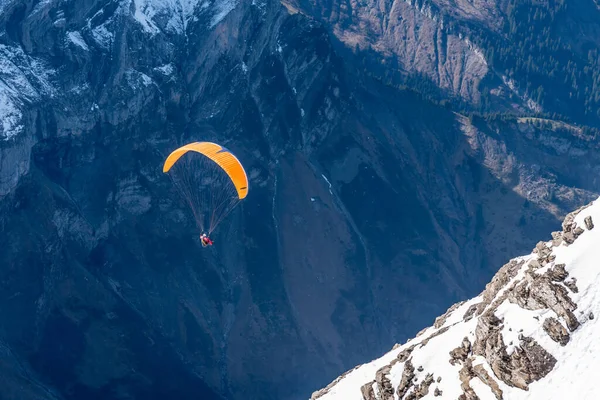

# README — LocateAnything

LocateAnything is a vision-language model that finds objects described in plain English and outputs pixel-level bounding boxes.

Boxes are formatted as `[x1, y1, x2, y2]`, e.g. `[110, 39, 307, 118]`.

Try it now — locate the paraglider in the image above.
[200, 233, 213, 247]
[163, 142, 248, 245]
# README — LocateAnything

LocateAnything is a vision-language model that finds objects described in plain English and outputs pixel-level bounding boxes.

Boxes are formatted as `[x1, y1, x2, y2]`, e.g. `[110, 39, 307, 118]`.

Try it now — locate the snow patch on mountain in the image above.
[66, 31, 89, 51]
[311, 199, 600, 400]
[129, 0, 238, 33]
[132, 0, 192, 33]
[125, 69, 154, 90]
[0, 45, 55, 140]
[0, 94, 22, 140]
[155, 63, 174, 75]
[209, 0, 238, 28]
[133, 0, 162, 34]
[91, 24, 114, 49]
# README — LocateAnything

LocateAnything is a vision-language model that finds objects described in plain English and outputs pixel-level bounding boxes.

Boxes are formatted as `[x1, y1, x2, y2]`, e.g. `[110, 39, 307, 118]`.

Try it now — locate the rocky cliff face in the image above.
[1, 1, 600, 400]
[286, 0, 503, 107]
[312, 198, 600, 400]
[287, 0, 600, 123]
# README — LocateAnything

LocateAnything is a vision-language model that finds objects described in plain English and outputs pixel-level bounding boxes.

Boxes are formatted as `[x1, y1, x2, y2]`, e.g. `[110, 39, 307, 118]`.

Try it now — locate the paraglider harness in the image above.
[200, 233, 214, 247]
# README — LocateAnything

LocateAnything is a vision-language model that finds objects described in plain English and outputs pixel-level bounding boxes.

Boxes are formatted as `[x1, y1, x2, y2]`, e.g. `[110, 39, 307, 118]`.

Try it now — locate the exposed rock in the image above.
[534, 241, 552, 258]
[434, 388, 442, 396]
[508, 273, 579, 332]
[476, 260, 525, 316]
[562, 230, 576, 244]
[590, 312, 595, 320]
[509, 336, 557, 387]
[434, 301, 465, 328]
[375, 365, 395, 400]
[473, 312, 505, 358]
[360, 381, 376, 400]
[397, 359, 416, 398]
[542, 317, 570, 346]
[527, 259, 542, 271]
[584, 216, 594, 230]
[450, 337, 472, 366]
[463, 303, 480, 322]
[551, 231, 564, 247]
[420, 326, 449, 347]
[473, 364, 503, 400]
[562, 210, 578, 232]
[406, 373, 434, 399]
[546, 263, 568, 282]
[564, 278, 579, 294]
[458, 359, 479, 400]
[559, 204, 592, 246]
[473, 309, 557, 390]
[397, 346, 416, 363]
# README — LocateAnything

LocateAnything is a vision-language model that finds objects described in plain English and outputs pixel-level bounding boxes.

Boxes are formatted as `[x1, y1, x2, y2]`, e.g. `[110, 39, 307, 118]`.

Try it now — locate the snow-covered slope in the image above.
[311, 198, 600, 400]
[131, 0, 239, 33]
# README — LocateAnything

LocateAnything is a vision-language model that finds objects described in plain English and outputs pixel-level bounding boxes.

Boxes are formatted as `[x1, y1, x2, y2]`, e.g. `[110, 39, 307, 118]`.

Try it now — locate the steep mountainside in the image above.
[311, 198, 600, 400]
[0, 1, 600, 399]
[288, 0, 600, 125]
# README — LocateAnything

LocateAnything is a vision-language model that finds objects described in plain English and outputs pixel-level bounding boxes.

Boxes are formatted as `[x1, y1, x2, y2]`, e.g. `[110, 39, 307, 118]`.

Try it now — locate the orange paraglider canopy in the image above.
[163, 142, 248, 199]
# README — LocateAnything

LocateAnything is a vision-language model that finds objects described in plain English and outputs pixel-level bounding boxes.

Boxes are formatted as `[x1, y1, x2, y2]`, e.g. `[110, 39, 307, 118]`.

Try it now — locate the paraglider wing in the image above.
[163, 141, 248, 234]
[163, 142, 248, 199]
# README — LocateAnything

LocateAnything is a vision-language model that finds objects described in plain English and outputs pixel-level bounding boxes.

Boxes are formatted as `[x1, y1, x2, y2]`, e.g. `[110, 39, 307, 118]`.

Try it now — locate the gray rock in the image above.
[542, 317, 570, 346]
[546, 263, 568, 282]
[584, 216, 594, 230]
[397, 359, 416, 398]
[473, 364, 503, 400]
[375, 365, 394, 400]
[449, 337, 472, 366]
[564, 278, 579, 294]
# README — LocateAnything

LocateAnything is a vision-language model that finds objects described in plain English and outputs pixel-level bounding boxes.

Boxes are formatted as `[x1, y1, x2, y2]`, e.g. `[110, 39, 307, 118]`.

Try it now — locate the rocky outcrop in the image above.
[449, 337, 472, 365]
[542, 317, 570, 346]
[312, 199, 599, 400]
[397, 359, 416, 398]
[287, 0, 511, 108]
[585, 216, 594, 230]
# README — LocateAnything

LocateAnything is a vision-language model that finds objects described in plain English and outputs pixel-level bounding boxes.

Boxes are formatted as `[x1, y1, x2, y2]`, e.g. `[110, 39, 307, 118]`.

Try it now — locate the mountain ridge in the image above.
[311, 198, 600, 400]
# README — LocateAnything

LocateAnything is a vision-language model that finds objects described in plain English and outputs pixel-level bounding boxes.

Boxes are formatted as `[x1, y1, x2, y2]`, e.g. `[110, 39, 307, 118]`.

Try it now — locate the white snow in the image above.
[124, 69, 154, 90]
[131, 0, 239, 35]
[155, 63, 174, 75]
[210, 0, 238, 28]
[0, 44, 55, 140]
[321, 174, 333, 195]
[0, 92, 23, 140]
[91, 25, 113, 49]
[133, 0, 161, 34]
[315, 197, 600, 400]
[129, 0, 237, 33]
[66, 31, 89, 51]
[140, 73, 152, 86]
[30, 0, 53, 16]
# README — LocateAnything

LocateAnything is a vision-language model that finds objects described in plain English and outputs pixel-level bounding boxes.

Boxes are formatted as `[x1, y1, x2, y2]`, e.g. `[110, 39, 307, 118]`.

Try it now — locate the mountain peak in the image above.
[312, 199, 599, 400]
[131, 0, 239, 34]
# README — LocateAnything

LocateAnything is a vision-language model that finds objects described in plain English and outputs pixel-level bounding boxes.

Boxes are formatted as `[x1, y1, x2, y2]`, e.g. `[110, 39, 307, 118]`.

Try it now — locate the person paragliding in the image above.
[200, 233, 213, 247]
[163, 141, 248, 248]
